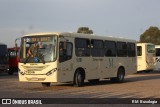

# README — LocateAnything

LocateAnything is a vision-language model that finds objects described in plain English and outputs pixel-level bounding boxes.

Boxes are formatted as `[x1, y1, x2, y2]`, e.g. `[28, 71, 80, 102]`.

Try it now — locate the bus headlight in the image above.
[19, 69, 25, 75]
[46, 68, 57, 76]
[20, 71, 25, 75]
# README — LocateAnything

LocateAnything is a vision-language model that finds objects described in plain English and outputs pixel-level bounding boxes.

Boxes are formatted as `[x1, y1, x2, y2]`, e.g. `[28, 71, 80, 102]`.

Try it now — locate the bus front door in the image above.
[58, 42, 73, 82]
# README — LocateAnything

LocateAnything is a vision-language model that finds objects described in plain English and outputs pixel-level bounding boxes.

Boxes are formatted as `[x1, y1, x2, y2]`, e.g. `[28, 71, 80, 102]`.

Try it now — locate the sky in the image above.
[0, 0, 160, 47]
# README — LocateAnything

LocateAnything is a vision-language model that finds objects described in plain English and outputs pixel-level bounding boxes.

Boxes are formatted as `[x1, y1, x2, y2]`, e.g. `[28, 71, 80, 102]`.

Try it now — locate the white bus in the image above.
[18, 32, 137, 87]
[155, 45, 160, 71]
[137, 43, 155, 72]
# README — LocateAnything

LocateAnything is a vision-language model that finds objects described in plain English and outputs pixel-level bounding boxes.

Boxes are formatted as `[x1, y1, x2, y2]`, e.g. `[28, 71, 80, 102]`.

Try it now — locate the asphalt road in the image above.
[0, 71, 160, 106]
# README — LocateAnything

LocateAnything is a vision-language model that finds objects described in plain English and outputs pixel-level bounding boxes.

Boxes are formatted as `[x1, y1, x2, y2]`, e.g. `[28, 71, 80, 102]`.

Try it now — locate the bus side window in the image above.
[91, 39, 104, 57]
[117, 42, 127, 57]
[127, 43, 136, 57]
[59, 42, 73, 63]
[137, 46, 142, 56]
[75, 38, 90, 57]
[104, 41, 116, 57]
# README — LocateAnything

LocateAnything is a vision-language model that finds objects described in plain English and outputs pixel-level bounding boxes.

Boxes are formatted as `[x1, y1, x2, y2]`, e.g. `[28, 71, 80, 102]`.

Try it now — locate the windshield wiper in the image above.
[24, 56, 30, 64]
[39, 54, 45, 64]
[24, 55, 45, 64]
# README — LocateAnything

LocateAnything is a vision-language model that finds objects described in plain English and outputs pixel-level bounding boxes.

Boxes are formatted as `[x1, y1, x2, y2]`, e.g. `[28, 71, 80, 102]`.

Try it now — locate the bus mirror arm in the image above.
[15, 37, 21, 50]
[15, 43, 18, 49]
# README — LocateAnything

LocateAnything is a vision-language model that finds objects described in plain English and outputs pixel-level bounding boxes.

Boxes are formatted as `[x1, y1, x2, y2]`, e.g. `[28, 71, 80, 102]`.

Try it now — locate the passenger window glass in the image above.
[104, 41, 116, 57]
[128, 43, 136, 57]
[75, 38, 90, 57]
[91, 39, 104, 57]
[147, 45, 155, 53]
[59, 42, 73, 62]
[137, 46, 142, 56]
[117, 42, 127, 57]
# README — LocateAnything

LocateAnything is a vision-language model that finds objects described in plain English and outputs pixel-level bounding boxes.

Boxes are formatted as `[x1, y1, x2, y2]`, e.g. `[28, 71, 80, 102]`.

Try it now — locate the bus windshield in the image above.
[19, 35, 58, 63]
[147, 45, 155, 53]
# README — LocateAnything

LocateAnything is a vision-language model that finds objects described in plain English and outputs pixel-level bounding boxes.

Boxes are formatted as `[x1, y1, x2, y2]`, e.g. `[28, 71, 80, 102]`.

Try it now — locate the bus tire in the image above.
[110, 67, 125, 83]
[41, 82, 51, 87]
[74, 70, 84, 87]
[117, 67, 125, 83]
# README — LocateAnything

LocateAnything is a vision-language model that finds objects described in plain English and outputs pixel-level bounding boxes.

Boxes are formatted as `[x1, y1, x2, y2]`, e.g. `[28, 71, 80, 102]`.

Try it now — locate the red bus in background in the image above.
[8, 47, 19, 75]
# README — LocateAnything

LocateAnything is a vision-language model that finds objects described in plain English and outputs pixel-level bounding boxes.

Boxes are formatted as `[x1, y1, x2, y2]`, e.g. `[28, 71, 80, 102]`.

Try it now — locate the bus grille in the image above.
[21, 65, 49, 71]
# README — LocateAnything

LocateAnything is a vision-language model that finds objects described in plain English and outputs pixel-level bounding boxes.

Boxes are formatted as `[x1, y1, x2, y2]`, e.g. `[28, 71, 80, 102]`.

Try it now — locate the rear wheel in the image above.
[41, 82, 51, 87]
[74, 70, 84, 87]
[110, 68, 125, 83]
[117, 68, 125, 82]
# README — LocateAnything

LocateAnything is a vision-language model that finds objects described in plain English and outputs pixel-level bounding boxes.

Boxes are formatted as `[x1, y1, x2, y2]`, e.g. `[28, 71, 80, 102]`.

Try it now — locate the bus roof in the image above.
[24, 32, 60, 37]
[23, 32, 136, 43]
[137, 43, 155, 45]
[61, 32, 136, 42]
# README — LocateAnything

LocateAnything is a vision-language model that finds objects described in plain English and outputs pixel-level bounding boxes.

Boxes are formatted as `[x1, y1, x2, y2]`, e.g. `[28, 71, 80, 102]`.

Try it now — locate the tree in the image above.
[140, 26, 160, 45]
[77, 27, 93, 34]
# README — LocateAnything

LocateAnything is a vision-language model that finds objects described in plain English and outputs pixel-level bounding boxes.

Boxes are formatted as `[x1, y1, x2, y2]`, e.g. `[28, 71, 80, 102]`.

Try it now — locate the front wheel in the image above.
[41, 82, 51, 87]
[74, 71, 84, 87]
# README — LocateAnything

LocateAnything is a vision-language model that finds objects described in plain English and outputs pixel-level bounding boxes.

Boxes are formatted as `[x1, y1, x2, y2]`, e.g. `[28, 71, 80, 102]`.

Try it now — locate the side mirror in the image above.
[63, 41, 67, 50]
[15, 43, 17, 47]
[15, 37, 21, 50]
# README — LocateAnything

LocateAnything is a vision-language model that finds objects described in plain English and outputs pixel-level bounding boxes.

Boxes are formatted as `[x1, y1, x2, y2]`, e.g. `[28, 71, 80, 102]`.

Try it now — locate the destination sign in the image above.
[25, 36, 52, 42]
